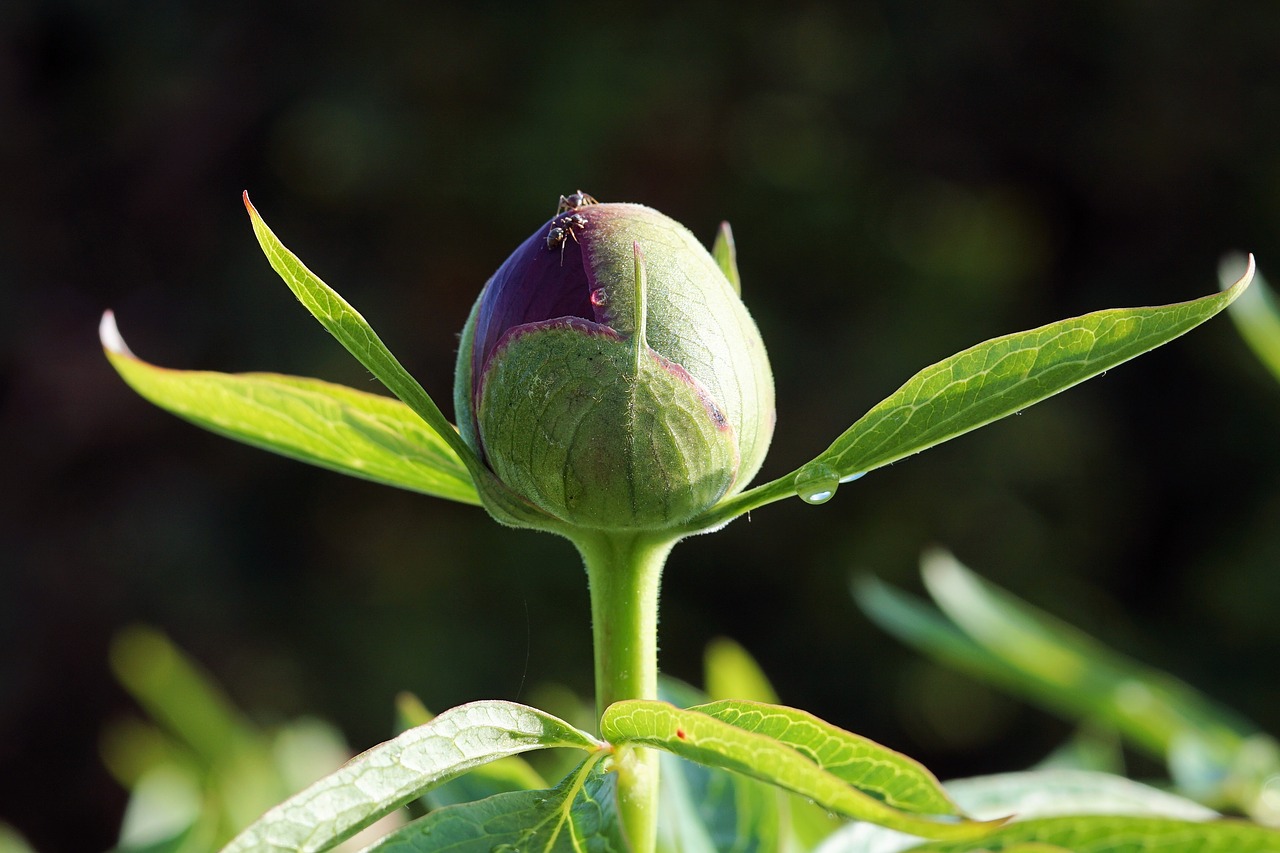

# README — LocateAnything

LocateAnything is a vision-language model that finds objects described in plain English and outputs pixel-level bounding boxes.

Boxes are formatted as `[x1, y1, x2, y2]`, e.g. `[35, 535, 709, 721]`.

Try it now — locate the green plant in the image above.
[856, 551, 1280, 828]
[102, 192, 1273, 851]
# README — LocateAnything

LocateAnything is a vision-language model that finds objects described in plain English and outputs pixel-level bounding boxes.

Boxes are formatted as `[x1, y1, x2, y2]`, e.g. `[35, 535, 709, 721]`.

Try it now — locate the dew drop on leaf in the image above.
[794, 462, 841, 504]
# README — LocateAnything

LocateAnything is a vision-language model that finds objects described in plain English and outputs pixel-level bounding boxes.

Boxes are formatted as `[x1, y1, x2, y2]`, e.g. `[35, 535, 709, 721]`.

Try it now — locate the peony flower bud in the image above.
[454, 195, 774, 531]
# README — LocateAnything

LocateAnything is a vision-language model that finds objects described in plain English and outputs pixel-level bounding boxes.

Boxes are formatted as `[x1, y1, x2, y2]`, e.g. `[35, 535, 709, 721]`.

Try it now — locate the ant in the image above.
[546, 212, 589, 264]
[556, 190, 598, 214]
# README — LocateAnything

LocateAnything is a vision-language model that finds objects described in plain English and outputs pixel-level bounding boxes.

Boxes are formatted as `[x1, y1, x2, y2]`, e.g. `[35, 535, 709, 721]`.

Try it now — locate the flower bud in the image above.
[454, 196, 774, 531]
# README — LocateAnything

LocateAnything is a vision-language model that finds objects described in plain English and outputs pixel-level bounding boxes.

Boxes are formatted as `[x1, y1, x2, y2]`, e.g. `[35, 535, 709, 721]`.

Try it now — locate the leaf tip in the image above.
[99, 310, 135, 358]
[242, 190, 257, 218]
[1220, 252, 1256, 301]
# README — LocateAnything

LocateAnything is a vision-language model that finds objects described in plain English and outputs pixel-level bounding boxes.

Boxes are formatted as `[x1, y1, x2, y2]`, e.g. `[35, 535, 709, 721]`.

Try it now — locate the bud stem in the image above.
[574, 530, 676, 853]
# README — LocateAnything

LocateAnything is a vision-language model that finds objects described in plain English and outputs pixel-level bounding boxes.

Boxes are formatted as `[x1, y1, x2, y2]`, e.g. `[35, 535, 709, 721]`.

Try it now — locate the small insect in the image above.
[546, 212, 589, 263]
[556, 190, 598, 214]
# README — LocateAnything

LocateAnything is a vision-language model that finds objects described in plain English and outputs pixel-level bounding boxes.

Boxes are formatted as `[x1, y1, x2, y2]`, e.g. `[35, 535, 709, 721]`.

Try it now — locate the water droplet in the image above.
[794, 462, 841, 505]
[590, 287, 609, 307]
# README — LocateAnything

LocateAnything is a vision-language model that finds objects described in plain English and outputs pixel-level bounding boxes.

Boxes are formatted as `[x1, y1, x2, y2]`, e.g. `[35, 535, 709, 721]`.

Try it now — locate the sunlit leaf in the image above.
[362, 754, 622, 852]
[696, 260, 1254, 526]
[101, 316, 479, 503]
[692, 700, 959, 817]
[601, 700, 1001, 842]
[242, 194, 483, 479]
[656, 679, 789, 853]
[392, 693, 549, 809]
[819, 259, 1253, 481]
[221, 702, 602, 853]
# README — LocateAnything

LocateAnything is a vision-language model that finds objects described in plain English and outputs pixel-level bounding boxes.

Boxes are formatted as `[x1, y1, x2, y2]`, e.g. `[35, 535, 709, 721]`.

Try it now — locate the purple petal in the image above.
[472, 214, 606, 386]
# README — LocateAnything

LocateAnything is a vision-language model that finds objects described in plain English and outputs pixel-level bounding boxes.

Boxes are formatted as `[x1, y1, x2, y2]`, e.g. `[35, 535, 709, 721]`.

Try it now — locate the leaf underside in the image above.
[220, 701, 601, 853]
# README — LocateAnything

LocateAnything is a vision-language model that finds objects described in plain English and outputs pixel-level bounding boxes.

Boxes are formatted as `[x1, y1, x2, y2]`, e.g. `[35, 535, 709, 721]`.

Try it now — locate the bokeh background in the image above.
[5, 2, 1280, 849]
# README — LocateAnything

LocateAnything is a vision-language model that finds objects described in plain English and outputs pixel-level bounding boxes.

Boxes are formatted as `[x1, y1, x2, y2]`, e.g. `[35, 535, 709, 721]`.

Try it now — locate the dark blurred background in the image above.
[4, 2, 1280, 849]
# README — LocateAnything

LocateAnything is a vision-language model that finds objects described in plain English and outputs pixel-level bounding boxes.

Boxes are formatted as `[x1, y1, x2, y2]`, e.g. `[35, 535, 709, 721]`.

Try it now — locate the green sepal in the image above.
[711, 221, 741, 295]
[479, 322, 740, 530]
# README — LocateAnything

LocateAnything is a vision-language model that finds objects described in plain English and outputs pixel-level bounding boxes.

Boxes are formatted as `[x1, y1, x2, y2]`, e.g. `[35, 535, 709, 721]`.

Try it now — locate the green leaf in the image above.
[819, 770, 1223, 853]
[658, 678, 834, 853]
[852, 573, 1027, 693]
[362, 753, 623, 852]
[220, 701, 603, 853]
[656, 679, 788, 853]
[100, 315, 479, 504]
[392, 691, 548, 809]
[918, 550, 1253, 758]
[901, 815, 1280, 853]
[0, 823, 37, 853]
[704, 638, 780, 704]
[712, 221, 742, 295]
[816, 258, 1254, 481]
[1221, 253, 1280, 384]
[692, 700, 959, 817]
[658, 751, 786, 853]
[241, 194, 483, 482]
[941, 770, 1218, 823]
[110, 626, 260, 768]
[601, 700, 1001, 842]
[695, 260, 1254, 525]
[856, 552, 1280, 819]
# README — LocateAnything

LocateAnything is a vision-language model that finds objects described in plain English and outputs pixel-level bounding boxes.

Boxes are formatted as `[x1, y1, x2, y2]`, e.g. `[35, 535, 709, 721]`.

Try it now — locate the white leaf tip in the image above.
[1219, 251, 1256, 293]
[99, 310, 134, 358]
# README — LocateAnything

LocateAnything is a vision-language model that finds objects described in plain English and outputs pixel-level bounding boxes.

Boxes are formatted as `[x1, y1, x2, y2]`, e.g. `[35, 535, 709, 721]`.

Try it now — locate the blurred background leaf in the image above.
[856, 552, 1280, 824]
[102, 626, 400, 852]
[1222, 253, 1280, 384]
[5, 3, 1280, 849]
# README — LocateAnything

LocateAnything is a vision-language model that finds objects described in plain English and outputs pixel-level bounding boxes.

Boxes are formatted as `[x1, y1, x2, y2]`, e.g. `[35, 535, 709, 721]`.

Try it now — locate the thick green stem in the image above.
[574, 530, 676, 853]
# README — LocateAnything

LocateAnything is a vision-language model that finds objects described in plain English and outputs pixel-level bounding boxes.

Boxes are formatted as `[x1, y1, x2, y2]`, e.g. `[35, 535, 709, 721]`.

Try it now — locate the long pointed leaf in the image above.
[601, 700, 1003, 842]
[694, 260, 1254, 526]
[220, 702, 602, 853]
[819, 257, 1254, 480]
[242, 194, 482, 479]
[101, 313, 479, 503]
